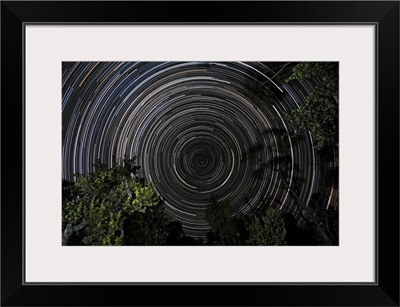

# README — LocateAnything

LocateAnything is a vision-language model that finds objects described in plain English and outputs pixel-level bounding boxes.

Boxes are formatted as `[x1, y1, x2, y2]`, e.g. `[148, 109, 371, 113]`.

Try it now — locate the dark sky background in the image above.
[62, 62, 323, 237]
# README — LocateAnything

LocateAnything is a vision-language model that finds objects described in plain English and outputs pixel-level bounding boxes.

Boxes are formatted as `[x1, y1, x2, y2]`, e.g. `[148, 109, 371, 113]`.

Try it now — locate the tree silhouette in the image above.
[205, 196, 236, 245]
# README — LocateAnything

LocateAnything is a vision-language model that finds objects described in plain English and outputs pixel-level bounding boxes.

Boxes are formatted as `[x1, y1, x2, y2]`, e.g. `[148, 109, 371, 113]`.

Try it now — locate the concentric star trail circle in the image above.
[62, 62, 321, 237]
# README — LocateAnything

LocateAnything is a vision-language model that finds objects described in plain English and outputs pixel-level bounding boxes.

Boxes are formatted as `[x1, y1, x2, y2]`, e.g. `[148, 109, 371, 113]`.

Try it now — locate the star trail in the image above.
[62, 62, 335, 238]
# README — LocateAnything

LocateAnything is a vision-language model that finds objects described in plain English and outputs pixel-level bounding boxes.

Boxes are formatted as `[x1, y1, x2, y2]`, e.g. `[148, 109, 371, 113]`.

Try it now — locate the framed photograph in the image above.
[1, 1, 399, 306]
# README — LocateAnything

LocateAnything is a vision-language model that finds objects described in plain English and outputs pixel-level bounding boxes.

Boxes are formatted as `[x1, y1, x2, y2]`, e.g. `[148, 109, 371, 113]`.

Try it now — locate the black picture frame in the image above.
[1, 1, 399, 306]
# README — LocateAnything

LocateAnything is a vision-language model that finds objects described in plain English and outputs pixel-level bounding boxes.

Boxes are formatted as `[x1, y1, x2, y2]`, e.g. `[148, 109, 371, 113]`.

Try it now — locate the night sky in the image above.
[62, 62, 328, 237]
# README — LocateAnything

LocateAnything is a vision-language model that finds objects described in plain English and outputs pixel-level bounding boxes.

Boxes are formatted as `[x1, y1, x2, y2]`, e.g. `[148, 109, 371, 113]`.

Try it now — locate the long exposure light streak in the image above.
[62, 61, 330, 237]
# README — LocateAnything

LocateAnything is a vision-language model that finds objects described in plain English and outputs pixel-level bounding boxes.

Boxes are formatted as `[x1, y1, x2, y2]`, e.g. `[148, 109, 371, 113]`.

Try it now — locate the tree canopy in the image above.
[62, 158, 162, 245]
[247, 208, 287, 245]
[285, 62, 338, 151]
[205, 197, 288, 246]
[62, 158, 205, 246]
[63, 161, 334, 246]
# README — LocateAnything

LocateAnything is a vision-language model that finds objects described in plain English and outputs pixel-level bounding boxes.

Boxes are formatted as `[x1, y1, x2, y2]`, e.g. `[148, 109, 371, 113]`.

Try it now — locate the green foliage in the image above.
[285, 62, 338, 86]
[285, 62, 338, 151]
[62, 158, 161, 245]
[81, 199, 124, 245]
[205, 197, 288, 246]
[129, 184, 159, 213]
[247, 208, 287, 245]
